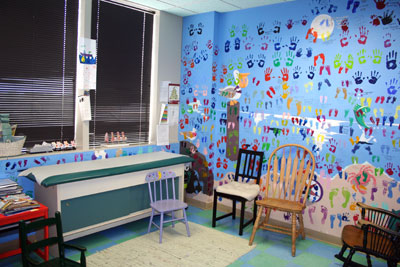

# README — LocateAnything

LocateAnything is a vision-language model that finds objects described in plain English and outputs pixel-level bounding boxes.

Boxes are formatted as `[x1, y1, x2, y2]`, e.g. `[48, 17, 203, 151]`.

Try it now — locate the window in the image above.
[90, 0, 154, 147]
[0, 0, 79, 148]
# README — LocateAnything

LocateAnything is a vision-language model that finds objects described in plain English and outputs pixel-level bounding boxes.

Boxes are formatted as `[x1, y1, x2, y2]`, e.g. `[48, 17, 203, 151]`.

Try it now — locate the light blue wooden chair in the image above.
[145, 170, 191, 243]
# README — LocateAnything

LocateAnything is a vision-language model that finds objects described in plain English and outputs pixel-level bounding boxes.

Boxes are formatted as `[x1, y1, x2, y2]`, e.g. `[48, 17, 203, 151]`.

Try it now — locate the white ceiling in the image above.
[126, 0, 293, 17]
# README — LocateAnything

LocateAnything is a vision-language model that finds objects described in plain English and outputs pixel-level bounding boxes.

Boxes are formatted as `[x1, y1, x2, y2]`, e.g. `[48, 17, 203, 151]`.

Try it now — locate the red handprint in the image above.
[264, 67, 273, 81]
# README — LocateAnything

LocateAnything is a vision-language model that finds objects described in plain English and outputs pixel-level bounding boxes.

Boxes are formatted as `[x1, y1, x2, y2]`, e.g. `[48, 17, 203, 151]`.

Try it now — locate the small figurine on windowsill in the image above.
[111, 132, 115, 143]
[70, 140, 76, 149]
[54, 141, 63, 151]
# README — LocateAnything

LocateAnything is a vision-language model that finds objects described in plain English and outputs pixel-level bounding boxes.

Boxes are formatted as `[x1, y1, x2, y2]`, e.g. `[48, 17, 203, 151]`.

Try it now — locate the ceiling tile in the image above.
[125, 0, 292, 17]
[125, 0, 173, 10]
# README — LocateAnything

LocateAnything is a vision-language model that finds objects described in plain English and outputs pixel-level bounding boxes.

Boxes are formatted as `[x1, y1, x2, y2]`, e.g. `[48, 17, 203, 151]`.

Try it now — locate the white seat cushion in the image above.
[216, 181, 260, 201]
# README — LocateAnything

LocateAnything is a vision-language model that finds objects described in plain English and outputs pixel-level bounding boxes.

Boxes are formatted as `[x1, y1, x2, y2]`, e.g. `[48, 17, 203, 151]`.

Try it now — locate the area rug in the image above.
[87, 222, 255, 266]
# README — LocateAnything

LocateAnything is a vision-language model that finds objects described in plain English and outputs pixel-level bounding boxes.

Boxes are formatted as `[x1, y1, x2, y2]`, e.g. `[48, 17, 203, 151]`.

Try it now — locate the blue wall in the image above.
[180, 0, 400, 235]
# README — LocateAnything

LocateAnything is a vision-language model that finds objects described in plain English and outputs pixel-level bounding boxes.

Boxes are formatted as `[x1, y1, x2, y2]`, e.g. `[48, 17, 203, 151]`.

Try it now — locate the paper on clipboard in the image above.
[168, 105, 179, 125]
[78, 95, 92, 121]
[159, 81, 170, 102]
[157, 124, 169, 145]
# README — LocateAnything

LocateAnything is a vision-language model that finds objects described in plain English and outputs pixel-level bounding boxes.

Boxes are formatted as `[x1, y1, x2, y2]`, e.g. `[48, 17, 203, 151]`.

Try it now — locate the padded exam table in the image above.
[19, 151, 193, 241]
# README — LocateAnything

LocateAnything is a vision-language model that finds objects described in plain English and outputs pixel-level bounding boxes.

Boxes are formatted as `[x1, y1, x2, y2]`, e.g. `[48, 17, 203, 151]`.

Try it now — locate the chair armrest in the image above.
[26, 256, 41, 266]
[64, 243, 87, 266]
[64, 243, 87, 252]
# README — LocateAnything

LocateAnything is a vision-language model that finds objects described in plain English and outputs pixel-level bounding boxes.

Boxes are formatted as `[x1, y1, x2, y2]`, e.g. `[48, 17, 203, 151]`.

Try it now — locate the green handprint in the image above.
[227, 73, 233, 85]
[273, 52, 282, 67]
[357, 49, 366, 64]
[230, 25, 236, 37]
[334, 54, 342, 68]
[372, 48, 382, 64]
[345, 54, 354, 69]
[242, 24, 248, 37]
[286, 50, 295, 66]
[228, 59, 234, 70]
[237, 57, 243, 69]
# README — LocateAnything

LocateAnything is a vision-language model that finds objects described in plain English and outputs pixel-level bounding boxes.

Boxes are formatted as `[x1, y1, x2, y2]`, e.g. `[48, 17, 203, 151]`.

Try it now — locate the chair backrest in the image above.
[234, 149, 264, 185]
[146, 170, 178, 204]
[361, 224, 400, 263]
[358, 202, 400, 231]
[265, 144, 315, 206]
[19, 211, 65, 265]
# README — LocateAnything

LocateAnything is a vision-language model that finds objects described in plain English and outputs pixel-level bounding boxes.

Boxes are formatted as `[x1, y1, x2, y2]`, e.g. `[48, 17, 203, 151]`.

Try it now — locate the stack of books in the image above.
[0, 179, 23, 196]
[0, 179, 40, 215]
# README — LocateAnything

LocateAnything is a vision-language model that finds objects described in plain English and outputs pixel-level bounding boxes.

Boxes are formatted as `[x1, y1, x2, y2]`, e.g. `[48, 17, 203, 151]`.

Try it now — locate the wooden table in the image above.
[0, 203, 49, 260]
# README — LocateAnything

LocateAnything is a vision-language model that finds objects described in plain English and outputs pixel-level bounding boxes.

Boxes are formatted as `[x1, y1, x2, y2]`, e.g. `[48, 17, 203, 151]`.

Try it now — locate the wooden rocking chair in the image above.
[335, 202, 400, 267]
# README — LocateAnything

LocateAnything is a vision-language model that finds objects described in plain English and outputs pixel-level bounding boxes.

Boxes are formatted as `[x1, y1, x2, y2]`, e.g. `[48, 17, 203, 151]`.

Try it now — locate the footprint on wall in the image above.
[329, 188, 339, 208]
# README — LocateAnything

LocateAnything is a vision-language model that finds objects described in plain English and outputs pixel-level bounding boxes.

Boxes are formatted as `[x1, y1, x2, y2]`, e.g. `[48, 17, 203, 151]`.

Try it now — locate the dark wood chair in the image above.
[212, 149, 264, 235]
[19, 211, 86, 267]
[249, 144, 316, 257]
[335, 202, 400, 267]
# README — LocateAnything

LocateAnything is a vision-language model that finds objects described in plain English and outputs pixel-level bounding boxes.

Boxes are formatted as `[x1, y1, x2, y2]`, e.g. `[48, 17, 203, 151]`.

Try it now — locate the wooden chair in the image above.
[146, 170, 190, 243]
[212, 149, 264, 235]
[249, 144, 315, 257]
[19, 211, 86, 267]
[335, 202, 400, 267]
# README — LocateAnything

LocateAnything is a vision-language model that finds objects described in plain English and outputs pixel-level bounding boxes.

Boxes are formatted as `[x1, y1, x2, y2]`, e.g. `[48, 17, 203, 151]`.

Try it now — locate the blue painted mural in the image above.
[0, 144, 179, 198]
[180, 0, 400, 236]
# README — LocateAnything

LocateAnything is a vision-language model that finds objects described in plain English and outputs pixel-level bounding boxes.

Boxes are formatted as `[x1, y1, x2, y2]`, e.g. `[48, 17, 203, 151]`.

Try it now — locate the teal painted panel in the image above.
[61, 184, 149, 232]
[60, 180, 180, 232]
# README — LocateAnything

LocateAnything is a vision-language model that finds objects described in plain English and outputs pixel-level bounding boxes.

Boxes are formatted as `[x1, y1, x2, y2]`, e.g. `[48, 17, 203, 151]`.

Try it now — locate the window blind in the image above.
[90, 0, 153, 147]
[0, 0, 78, 148]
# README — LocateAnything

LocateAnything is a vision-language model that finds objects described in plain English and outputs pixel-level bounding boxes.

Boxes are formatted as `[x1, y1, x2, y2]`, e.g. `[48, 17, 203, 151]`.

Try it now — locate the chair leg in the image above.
[298, 213, 305, 240]
[147, 209, 154, 233]
[334, 244, 348, 261]
[182, 208, 191, 237]
[252, 199, 257, 224]
[232, 199, 236, 220]
[366, 254, 372, 267]
[239, 200, 245, 236]
[262, 208, 271, 226]
[159, 213, 164, 243]
[249, 205, 263, 245]
[344, 248, 356, 267]
[291, 212, 296, 257]
[212, 190, 217, 228]
[171, 211, 175, 228]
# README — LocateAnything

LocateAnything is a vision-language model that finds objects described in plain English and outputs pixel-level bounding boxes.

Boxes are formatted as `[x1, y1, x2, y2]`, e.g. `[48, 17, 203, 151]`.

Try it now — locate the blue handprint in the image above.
[386, 78, 399, 95]
[386, 50, 398, 70]
[368, 70, 381, 84]
[289, 36, 299, 51]
[306, 47, 313, 58]
[225, 40, 231, 53]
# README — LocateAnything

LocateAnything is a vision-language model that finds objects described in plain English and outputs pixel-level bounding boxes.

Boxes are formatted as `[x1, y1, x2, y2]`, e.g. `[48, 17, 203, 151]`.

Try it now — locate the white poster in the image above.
[77, 38, 97, 90]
